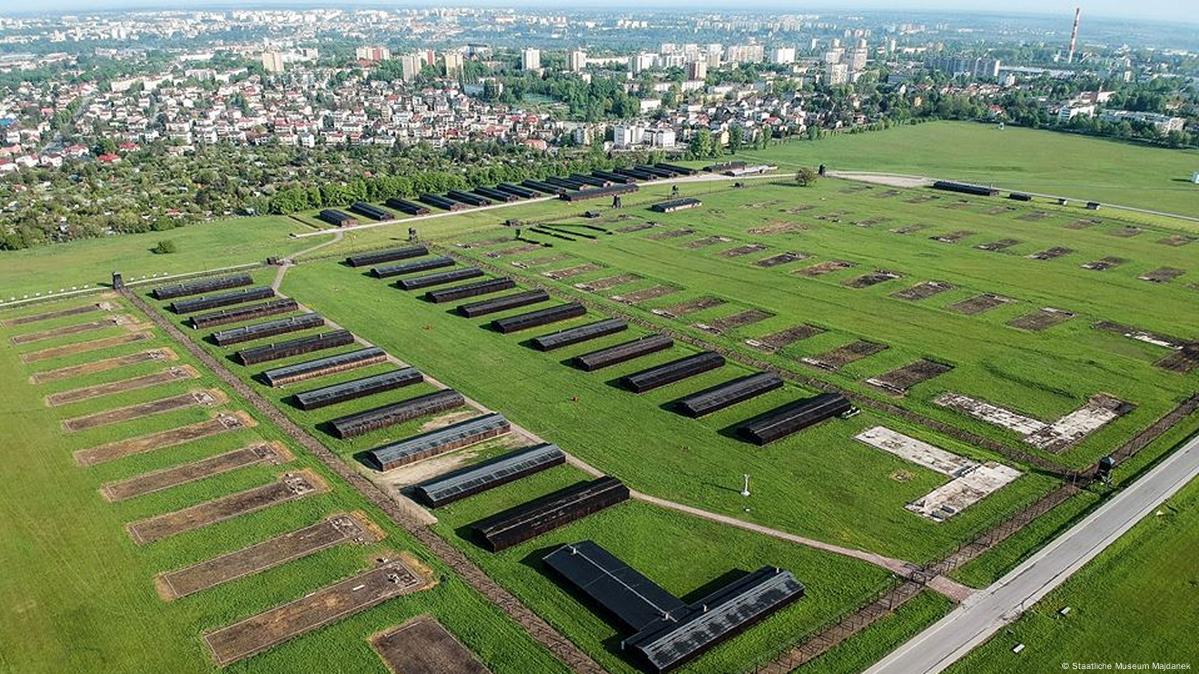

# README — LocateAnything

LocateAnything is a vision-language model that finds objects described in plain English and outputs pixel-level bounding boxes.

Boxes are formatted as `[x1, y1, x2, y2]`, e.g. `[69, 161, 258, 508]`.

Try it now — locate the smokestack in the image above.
[1067, 7, 1080, 64]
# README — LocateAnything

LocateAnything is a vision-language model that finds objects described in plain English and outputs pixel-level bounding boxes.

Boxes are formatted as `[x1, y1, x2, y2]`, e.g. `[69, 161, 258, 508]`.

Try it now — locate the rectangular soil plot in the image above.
[63, 389, 226, 432]
[750, 221, 806, 235]
[75, 411, 256, 467]
[1008, 307, 1076, 331]
[158, 512, 379, 600]
[616, 222, 657, 233]
[21, 332, 153, 363]
[930, 230, 974, 244]
[647, 228, 695, 240]
[891, 223, 929, 234]
[46, 365, 198, 407]
[203, 553, 431, 667]
[102, 442, 291, 502]
[802, 340, 888, 371]
[722, 244, 767, 257]
[652, 297, 725, 319]
[755, 251, 808, 268]
[693, 309, 773, 335]
[485, 243, 542, 258]
[745, 324, 825, 352]
[844, 270, 903, 288]
[1139, 267, 1185, 283]
[511, 254, 569, 269]
[866, 359, 953, 395]
[684, 236, 732, 249]
[610, 285, 678, 304]
[31, 348, 177, 384]
[372, 616, 491, 674]
[574, 274, 640, 292]
[2, 302, 108, 327]
[11, 315, 133, 345]
[1108, 226, 1143, 238]
[893, 281, 953, 301]
[1064, 218, 1102, 229]
[1157, 234, 1195, 247]
[1082, 256, 1126, 271]
[796, 260, 856, 277]
[542, 264, 603, 280]
[975, 239, 1021, 252]
[1028, 247, 1073, 260]
[950, 293, 1013, 315]
[128, 470, 328, 545]
[1156, 345, 1199, 374]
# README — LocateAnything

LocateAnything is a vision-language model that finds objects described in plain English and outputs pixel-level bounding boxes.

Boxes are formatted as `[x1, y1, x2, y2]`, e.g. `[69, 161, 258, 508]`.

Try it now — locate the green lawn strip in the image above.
[797, 590, 955, 674]
[0, 216, 311, 300]
[945, 475, 1199, 673]
[737, 121, 1199, 218]
[0, 293, 565, 674]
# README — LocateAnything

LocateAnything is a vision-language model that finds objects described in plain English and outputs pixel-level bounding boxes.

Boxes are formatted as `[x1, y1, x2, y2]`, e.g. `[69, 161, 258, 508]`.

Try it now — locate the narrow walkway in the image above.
[121, 289, 607, 674]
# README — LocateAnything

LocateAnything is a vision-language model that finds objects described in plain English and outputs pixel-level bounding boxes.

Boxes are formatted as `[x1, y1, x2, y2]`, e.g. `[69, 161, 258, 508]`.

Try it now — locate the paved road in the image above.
[865, 432, 1199, 674]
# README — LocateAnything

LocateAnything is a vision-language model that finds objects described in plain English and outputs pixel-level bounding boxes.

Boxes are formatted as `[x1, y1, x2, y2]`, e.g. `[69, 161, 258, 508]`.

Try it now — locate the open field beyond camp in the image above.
[2, 121, 1198, 674]
[739, 121, 1199, 217]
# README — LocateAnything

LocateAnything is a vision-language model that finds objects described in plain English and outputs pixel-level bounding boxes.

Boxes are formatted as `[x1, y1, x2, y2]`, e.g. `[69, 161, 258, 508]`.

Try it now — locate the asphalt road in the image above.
[865, 432, 1199, 674]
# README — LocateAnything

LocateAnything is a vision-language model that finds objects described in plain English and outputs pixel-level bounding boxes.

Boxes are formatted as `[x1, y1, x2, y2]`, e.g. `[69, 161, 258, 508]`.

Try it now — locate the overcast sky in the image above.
[15, 1, 1197, 25]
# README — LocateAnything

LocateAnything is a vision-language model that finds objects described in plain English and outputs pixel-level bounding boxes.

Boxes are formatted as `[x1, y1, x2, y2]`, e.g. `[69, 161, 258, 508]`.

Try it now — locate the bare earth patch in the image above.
[796, 260, 856, 277]
[610, 285, 678, 304]
[157, 512, 379, 600]
[63, 389, 225, 432]
[1007, 307, 1076, 331]
[1138, 267, 1185, 283]
[574, 274, 640, 292]
[802, 340, 888, 371]
[203, 551, 433, 666]
[102, 442, 291, 502]
[892, 281, 953, 301]
[46, 365, 198, 407]
[31, 348, 177, 384]
[755, 251, 808, 267]
[949, 293, 1014, 315]
[693, 309, 773, 335]
[127, 470, 328, 545]
[651, 296, 726, 319]
[75, 410, 256, 466]
[745, 324, 826, 352]
[1081, 256, 1126, 271]
[866, 359, 954, 395]
[372, 615, 491, 674]
[21, 331, 153, 363]
[844, 270, 903, 288]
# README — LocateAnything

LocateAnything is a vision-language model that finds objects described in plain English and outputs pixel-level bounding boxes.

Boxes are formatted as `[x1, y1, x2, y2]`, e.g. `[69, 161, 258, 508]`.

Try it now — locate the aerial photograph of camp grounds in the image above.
[1, 2, 1198, 674]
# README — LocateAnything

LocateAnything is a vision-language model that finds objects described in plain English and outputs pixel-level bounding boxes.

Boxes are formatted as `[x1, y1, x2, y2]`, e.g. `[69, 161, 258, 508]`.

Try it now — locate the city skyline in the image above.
[8, 1, 1199, 26]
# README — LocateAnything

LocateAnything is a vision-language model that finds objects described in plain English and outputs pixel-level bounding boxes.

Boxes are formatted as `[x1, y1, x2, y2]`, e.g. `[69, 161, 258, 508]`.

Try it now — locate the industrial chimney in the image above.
[1067, 7, 1081, 64]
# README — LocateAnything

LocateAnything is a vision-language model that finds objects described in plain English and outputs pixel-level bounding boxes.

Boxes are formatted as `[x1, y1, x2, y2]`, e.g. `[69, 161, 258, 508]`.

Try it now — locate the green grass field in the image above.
[131, 268, 917, 673]
[947, 476, 1199, 673]
[0, 293, 566, 674]
[0, 215, 313, 301]
[427, 179, 1197, 471]
[738, 121, 1199, 216]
